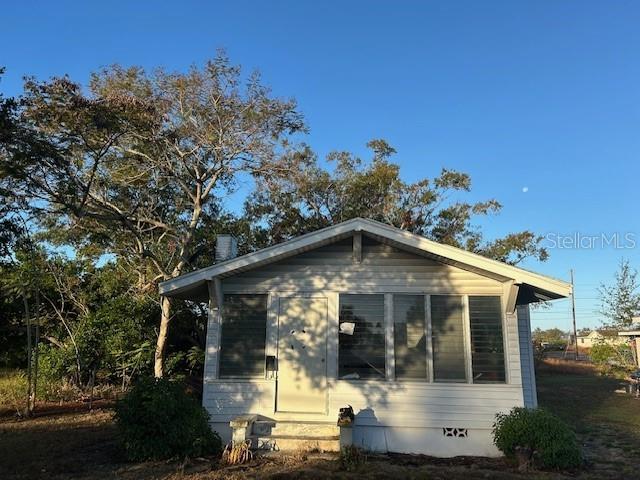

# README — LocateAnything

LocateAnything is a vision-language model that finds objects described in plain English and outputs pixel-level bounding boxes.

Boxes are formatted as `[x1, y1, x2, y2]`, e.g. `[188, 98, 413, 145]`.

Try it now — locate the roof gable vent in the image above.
[216, 235, 238, 262]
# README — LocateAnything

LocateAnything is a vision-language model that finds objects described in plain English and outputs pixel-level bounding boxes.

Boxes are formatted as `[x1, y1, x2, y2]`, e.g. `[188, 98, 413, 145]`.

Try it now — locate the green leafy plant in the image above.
[493, 407, 582, 470]
[339, 445, 366, 471]
[115, 377, 221, 460]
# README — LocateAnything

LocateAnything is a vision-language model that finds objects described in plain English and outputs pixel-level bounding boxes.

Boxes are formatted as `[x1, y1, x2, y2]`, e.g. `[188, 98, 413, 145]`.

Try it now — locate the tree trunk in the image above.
[33, 287, 40, 410]
[154, 296, 172, 377]
[23, 293, 33, 416]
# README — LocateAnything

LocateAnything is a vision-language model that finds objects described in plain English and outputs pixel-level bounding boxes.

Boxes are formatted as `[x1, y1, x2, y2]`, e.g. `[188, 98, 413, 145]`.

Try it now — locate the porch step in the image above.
[230, 416, 341, 452]
[269, 421, 339, 438]
[255, 434, 340, 452]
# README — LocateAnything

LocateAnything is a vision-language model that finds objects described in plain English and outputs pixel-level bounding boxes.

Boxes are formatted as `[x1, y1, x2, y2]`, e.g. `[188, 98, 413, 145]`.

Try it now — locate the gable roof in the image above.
[159, 217, 571, 301]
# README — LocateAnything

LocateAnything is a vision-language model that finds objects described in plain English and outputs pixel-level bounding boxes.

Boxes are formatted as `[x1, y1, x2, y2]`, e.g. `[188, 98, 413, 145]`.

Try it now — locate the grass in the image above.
[0, 369, 28, 416]
[537, 363, 640, 478]
[1, 365, 639, 479]
[536, 358, 598, 376]
[538, 370, 640, 438]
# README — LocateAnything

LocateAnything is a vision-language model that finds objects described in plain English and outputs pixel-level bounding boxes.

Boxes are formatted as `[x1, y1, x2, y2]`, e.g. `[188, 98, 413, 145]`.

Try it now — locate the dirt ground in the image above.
[1, 370, 639, 479]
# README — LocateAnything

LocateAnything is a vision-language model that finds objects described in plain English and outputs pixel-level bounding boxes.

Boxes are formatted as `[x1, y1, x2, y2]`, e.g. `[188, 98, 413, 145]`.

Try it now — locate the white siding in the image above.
[203, 237, 526, 441]
[222, 239, 505, 295]
[517, 304, 538, 407]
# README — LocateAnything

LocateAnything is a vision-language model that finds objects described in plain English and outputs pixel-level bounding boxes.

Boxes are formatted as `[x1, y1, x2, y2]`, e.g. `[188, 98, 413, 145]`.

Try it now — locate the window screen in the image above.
[431, 295, 466, 382]
[469, 296, 505, 383]
[394, 295, 427, 380]
[339, 294, 385, 379]
[219, 294, 268, 378]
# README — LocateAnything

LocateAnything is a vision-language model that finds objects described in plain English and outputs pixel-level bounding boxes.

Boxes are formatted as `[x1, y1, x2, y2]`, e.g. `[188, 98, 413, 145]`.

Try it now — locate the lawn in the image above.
[1, 368, 639, 479]
[537, 371, 640, 478]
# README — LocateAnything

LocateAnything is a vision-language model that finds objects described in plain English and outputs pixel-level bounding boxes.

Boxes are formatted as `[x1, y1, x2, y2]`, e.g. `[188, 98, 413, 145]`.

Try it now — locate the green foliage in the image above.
[115, 377, 221, 461]
[590, 343, 635, 377]
[246, 140, 548, 265]
[590, 343, 617, 364]
[339, 445, 366, 471]
[493, 407, 582, 470]
[92, 296, 158, 383]
[599, 259, 640, 328]
[532, 327, 567, 347]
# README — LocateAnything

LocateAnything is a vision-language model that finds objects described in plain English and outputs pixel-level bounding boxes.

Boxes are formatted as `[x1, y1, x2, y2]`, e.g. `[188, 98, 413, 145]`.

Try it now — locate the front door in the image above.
[276, 296, 328, 414]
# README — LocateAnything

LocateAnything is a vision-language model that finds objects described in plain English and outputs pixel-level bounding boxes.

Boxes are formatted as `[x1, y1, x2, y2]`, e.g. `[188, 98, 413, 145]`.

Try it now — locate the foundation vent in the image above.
[442, 427, 468, 438]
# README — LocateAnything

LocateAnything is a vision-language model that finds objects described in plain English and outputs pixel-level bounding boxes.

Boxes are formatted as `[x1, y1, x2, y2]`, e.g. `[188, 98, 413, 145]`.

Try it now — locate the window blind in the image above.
[469, 296, 505, 383]
[393, 294, 427, 380]
[431, 295, 466, 382]
[219, 294, 268, 378]
[339, 294, 386, 379]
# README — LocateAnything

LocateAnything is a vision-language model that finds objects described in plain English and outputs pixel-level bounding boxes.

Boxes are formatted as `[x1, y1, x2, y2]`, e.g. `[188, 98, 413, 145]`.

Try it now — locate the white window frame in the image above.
[388, 292, 509, 385]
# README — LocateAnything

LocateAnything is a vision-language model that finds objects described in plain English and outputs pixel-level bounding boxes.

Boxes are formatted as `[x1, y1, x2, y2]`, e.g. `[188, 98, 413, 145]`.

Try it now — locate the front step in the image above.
[260, 421, 340, 452]
[230, 416, 340, 452]
[256, 434, 340, 452]
[270, 420, 339, 438]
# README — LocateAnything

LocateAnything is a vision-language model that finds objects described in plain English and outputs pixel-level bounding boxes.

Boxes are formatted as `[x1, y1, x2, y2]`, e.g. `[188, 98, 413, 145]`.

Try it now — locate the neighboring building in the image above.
[618, 329, 640, 367]
[577, 330, 625, 348]
[159, 218, 570, 457]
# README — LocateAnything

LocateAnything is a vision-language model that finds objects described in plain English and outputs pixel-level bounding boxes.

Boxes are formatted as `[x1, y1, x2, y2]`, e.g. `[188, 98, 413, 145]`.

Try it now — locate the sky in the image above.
[2, 0, 639, 331]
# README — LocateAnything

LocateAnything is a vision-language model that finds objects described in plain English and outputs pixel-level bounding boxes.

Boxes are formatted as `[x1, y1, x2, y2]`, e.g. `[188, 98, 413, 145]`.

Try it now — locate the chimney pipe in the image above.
[215, 234, 238, 262]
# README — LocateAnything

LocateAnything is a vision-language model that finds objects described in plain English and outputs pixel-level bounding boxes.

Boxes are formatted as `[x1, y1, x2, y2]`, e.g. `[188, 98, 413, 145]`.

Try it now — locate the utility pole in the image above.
[570, 269, 578, 361]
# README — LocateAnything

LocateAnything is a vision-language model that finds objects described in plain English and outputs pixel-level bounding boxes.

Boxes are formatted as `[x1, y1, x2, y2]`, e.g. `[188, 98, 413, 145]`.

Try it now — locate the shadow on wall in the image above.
[352, 407, 389, 452]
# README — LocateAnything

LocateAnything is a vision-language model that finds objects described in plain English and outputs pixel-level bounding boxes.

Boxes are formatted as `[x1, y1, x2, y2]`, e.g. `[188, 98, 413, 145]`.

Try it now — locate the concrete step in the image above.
[255, 434, 340, 452]
[269, 421, 339, 438]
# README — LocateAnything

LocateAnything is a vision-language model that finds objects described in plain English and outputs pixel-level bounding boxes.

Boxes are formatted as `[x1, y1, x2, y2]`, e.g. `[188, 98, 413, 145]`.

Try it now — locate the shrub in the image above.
[115, 377, 222, 460]
[493, 407, 582, 470]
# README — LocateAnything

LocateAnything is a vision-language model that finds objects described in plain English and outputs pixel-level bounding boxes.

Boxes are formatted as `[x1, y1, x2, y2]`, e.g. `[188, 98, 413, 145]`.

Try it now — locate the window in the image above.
[469, 296, 505, 383]
[393, 295, 427, 380]
[219, 294, 268, 378]
[431, 295, 466, 382]
[339, 294, 385, 379]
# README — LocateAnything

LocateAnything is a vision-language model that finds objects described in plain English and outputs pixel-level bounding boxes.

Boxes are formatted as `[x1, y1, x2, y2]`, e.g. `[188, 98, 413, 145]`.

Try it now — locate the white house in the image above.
[159, 218, 571, 457]
[577, 330, 624, 348]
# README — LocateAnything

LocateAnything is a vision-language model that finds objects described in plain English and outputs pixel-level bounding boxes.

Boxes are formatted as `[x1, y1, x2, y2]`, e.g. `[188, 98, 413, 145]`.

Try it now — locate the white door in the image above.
[276, 297, 328, 414]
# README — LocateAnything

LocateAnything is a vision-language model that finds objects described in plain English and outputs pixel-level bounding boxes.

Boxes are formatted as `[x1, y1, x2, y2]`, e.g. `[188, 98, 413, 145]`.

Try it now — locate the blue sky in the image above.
[2, 0, 639, 330]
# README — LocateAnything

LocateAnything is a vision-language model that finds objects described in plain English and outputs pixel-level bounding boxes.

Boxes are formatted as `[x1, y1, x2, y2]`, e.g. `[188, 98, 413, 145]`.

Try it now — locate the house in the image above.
[577, 330, 625, 348]
[159, 218, 571, 457]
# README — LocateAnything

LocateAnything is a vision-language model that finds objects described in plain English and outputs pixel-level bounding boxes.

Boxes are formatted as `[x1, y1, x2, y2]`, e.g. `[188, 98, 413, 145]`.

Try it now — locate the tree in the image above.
[246, 140, 548, 265]
[532, 328, 566, 345]
[0, 53, 306, 376]
[599, 259, 640, 328]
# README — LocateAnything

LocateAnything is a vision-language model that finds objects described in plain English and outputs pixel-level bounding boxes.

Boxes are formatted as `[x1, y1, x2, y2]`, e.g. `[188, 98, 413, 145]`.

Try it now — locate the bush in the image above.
[493, 407, 582, 470]
[115, 377, 222, 460]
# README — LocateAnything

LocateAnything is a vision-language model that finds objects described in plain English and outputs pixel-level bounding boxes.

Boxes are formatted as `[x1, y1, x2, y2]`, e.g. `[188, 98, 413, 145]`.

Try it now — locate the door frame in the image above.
[275, 293, 329, 415]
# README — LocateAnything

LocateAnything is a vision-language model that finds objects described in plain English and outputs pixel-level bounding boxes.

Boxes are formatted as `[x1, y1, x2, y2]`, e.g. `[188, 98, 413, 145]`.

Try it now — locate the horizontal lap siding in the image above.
[203, 382, 275, 422]
[202, 380, 525, 428]
[330, 383, 523, 428]
[223, 240, 503, 295]
[204, 237, 524, 430]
